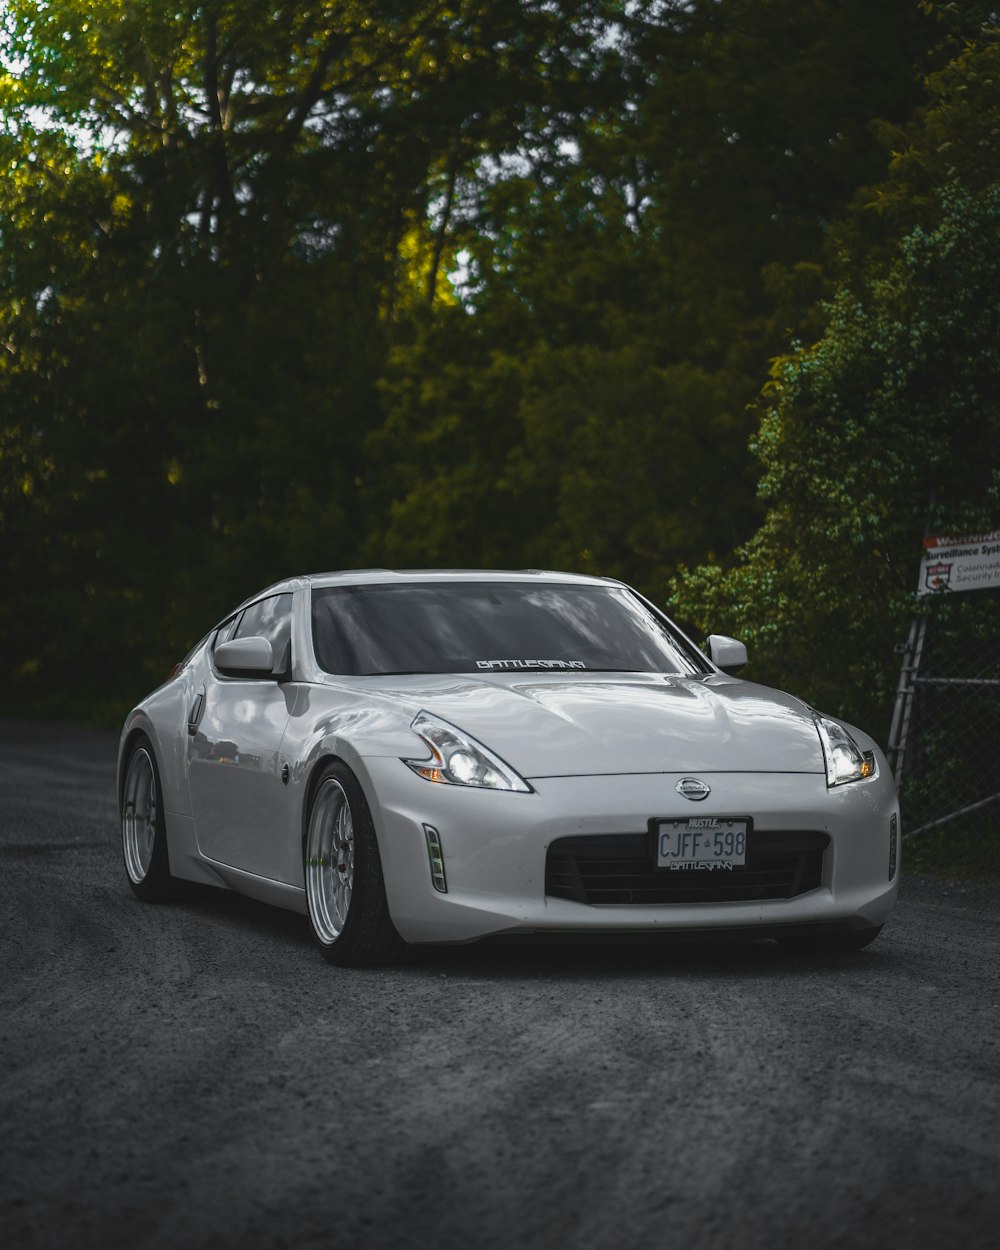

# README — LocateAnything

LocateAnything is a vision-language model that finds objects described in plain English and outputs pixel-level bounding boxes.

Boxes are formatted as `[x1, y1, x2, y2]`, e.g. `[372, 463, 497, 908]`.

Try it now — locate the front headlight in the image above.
[403, 711, 532, 793]
[813, 714, 876, 787]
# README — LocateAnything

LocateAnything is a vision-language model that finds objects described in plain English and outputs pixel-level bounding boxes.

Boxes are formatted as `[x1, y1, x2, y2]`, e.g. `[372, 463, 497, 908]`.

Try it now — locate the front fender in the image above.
[117, 677, 195, 818]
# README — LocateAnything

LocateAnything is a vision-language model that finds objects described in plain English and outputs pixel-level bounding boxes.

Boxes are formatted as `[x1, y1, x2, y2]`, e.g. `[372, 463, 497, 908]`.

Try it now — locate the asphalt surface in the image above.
[2, 718, 999, 1250]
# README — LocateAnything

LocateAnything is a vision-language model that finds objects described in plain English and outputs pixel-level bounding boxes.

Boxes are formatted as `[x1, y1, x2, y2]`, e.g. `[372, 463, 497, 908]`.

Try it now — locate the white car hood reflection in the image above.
[329, 671, 825, 777]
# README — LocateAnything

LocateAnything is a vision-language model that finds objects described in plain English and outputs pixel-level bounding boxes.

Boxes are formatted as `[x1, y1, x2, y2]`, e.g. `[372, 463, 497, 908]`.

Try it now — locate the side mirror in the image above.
[215, 636, 275, 677]
[706, 634, 748, 675]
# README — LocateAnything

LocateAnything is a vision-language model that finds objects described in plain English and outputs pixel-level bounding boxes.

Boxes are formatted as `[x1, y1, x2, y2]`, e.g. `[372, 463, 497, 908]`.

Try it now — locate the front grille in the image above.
[545, 831, 828, 905]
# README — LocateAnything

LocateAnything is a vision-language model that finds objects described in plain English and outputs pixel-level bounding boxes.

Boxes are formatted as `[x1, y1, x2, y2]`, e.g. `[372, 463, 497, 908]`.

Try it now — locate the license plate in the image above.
[655, 818, 749, 871]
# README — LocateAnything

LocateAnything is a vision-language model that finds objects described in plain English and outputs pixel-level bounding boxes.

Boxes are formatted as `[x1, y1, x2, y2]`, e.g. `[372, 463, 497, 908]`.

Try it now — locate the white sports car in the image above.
[118, 569, 899, 964]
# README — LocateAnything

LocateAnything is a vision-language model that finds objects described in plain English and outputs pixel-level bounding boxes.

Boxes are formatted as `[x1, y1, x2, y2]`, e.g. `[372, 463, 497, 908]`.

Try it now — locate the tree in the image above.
[0, 0, 623, 717]
[669, 34, 1000, 733]
[369, 0, 963, 602]
[1, 1, 992, 721]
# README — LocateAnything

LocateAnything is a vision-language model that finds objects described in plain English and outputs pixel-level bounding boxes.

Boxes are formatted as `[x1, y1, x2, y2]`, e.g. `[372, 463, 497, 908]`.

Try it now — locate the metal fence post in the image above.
[886, 616, 927, 787]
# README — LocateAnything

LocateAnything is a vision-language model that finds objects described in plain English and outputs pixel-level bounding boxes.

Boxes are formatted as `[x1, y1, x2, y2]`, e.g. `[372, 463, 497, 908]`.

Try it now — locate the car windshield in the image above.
[310, 582, 705, 677]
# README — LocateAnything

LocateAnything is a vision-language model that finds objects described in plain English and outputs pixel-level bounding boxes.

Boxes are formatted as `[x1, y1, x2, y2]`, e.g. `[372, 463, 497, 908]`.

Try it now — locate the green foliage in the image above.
[671, 177, 1000, 734]
[0, 0, 996, 727]
[369, 328, 759, 597]
[905, 810, 1000, 883]
[0, 0, 626, 717]
[371, 0, 959, 599]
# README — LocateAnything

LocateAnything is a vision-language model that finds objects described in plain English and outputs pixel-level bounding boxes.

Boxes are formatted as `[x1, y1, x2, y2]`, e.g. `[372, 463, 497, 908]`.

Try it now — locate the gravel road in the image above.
[2, 717, 999, 1250]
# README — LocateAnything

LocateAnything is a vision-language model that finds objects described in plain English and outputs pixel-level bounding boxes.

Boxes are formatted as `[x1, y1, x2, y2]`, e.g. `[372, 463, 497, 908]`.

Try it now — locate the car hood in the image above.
[338, 672, 825, 777]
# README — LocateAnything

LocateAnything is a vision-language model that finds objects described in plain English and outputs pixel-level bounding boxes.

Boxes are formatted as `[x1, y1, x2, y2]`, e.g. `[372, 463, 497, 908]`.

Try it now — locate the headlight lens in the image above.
[813, 714, 876, 787]
[403, 711, 531, 792]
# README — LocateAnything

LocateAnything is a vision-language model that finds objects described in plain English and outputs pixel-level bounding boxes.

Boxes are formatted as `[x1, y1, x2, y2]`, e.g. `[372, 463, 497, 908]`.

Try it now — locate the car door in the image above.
[188, 592, 296, 882]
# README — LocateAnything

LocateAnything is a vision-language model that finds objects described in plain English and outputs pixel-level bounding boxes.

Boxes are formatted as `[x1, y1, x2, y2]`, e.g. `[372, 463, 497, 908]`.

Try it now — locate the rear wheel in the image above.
[121, 735, 178, 902]
[304, 761, 405, 967]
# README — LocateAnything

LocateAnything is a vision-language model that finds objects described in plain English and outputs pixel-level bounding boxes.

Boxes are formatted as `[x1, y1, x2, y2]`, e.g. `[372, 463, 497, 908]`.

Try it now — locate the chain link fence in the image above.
[887, 589, 1000, 839]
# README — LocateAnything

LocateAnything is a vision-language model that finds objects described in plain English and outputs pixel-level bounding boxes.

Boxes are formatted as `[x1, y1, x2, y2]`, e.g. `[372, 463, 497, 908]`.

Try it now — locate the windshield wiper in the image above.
[570, 667, 643, 673]
[352, 667, 651, 677]
[356, 670, 432, 677]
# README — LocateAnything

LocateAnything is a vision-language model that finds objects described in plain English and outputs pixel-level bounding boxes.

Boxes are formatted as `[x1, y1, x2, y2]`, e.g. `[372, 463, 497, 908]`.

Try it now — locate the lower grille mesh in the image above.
[545, 831, 828, 905]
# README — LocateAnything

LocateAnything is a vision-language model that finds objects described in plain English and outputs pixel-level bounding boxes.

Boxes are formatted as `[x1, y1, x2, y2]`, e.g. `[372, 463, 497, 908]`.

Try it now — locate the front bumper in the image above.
[359, 760, 899, 944]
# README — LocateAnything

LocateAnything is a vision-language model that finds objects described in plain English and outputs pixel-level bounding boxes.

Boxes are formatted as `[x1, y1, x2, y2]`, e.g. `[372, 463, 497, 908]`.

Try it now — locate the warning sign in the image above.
[918, 529, 1000, 596]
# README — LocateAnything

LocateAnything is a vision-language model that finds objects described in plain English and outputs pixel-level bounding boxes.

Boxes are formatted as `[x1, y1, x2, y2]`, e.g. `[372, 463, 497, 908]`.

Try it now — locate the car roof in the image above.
[305, 568, 617, 589]
[225, 569, 620, 619]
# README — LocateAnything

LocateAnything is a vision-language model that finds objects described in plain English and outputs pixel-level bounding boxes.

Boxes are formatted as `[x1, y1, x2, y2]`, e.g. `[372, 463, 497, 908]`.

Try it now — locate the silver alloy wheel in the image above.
[122, 746, 157, 884]
[306, 778, 356, 944]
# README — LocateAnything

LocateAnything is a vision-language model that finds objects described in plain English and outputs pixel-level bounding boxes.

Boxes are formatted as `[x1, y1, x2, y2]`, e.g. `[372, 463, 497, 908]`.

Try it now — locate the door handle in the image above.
[187, 692, 205, 736]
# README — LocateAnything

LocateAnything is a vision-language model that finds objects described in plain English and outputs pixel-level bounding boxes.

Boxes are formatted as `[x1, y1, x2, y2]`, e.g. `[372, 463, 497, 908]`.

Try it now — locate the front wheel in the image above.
[121, 735, 178, 902]
[304, 761, 405, 967]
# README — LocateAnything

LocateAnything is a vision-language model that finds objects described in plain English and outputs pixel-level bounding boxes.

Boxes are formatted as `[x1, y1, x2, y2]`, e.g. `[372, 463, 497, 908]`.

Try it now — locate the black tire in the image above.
[120, 733, 179, 902]
[303, 760, 406, 967]
[777, 924, 883, 954]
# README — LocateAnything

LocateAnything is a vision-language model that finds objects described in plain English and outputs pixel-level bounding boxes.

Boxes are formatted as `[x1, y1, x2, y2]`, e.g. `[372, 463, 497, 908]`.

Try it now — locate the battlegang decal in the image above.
[475, 659, 587, 671]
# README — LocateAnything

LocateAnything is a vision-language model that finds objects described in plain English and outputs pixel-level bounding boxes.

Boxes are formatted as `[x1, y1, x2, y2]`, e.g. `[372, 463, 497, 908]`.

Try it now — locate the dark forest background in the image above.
[1, 0, 999, 732]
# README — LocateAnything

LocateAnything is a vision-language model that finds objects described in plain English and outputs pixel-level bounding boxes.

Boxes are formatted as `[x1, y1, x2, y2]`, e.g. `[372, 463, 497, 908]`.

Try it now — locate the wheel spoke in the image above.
[306, 778, 356, 945]
[122, 748, 156, 884]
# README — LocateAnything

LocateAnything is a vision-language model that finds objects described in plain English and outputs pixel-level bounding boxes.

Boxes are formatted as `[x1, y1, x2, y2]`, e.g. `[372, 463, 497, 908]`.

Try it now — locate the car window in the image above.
[231, 592, 293, 674]
[311, 582, 705, 677]
[214, 615, 242, 650]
